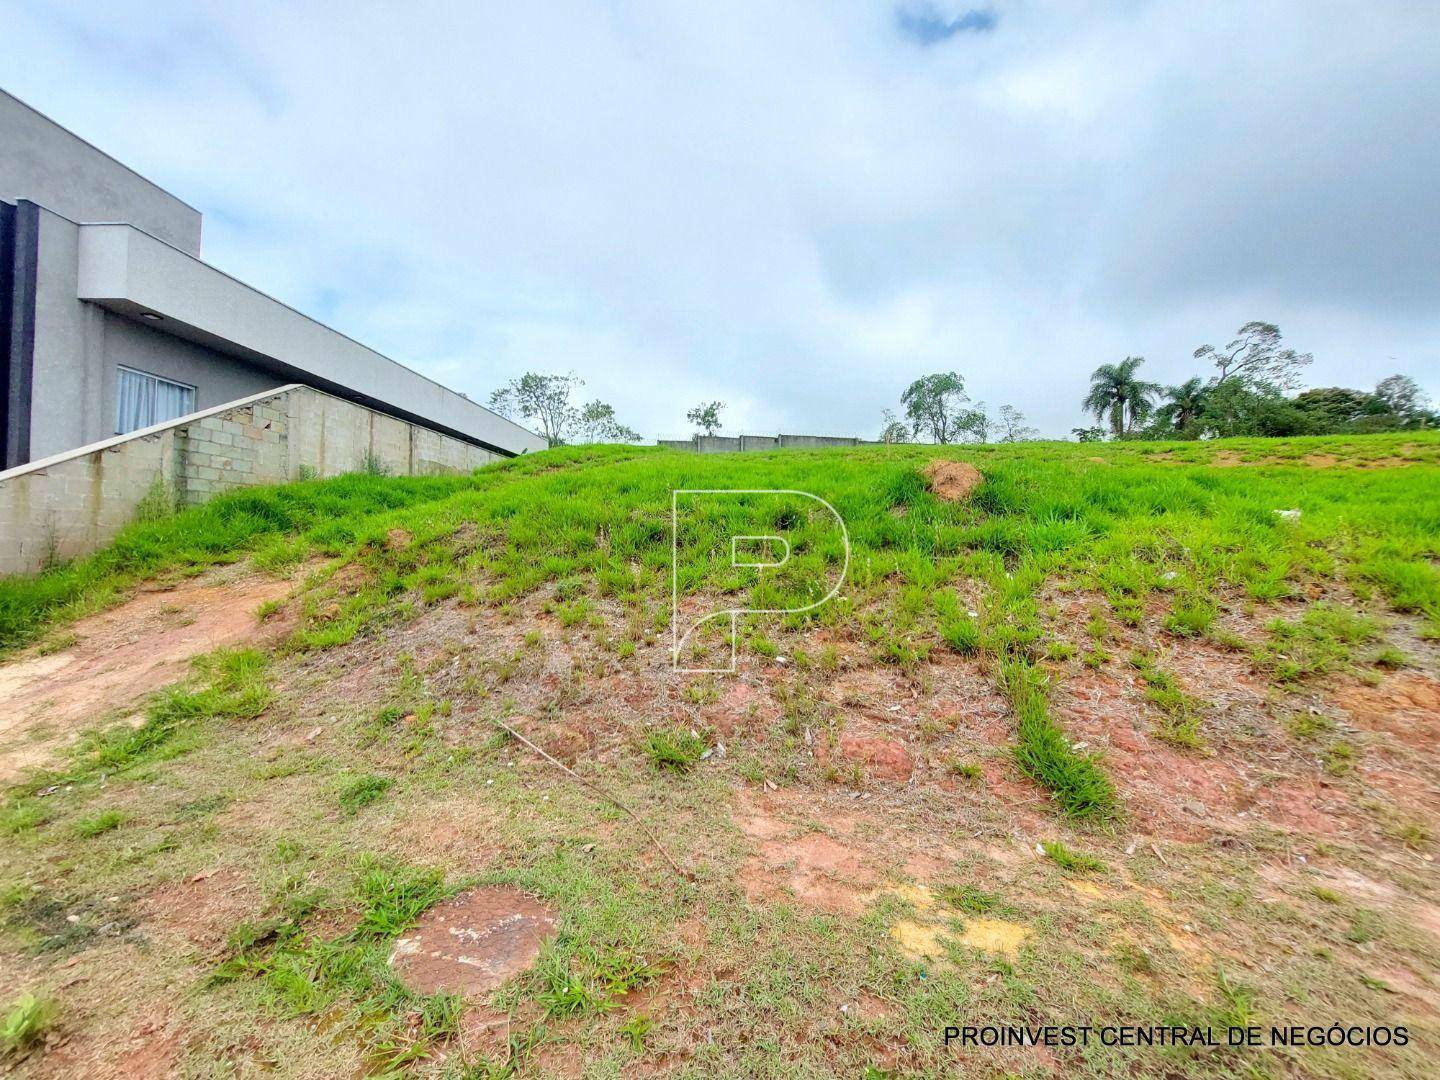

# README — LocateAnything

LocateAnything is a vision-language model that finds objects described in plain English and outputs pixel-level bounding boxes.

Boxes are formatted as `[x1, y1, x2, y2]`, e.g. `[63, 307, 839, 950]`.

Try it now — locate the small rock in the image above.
[304, 726, 324, 743]
[1273, 509, 1301, 522]
[764, 779, 778, 792]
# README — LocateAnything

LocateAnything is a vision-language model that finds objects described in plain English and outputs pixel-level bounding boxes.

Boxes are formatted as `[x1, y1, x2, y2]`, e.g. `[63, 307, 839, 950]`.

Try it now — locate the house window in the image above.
[115, 367, 196, 434]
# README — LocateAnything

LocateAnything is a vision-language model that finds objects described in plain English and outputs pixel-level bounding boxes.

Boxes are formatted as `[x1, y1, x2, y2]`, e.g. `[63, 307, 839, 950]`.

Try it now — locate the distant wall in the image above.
[0, 384, 498, 577]
[660, 433, 860, 454]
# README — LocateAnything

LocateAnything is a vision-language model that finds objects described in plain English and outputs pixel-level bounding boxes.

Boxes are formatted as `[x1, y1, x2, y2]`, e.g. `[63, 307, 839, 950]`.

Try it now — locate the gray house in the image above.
[0, 88, 543, 469]
[0, 89, 545, 575]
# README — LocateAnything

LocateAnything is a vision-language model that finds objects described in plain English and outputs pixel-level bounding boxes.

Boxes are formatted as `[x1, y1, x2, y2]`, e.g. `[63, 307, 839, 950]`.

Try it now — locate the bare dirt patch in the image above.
[1334, 674, 1440, 749]
[735, 790, 878, 913]
[922, 460, 983, 501]
[389, 886, 559, 998]
[0, 566, 297, 782]
[144, 867, 259, 955]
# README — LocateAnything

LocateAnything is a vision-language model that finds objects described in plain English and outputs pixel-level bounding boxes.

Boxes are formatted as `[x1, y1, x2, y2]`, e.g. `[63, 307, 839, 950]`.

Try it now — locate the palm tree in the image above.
[1157, 377, 1208, 432]
[1083, 357, 1160, 436]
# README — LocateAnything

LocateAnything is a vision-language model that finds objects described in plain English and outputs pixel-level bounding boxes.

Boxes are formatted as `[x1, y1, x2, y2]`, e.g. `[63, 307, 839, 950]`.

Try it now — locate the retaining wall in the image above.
[0, 384, 499, 577]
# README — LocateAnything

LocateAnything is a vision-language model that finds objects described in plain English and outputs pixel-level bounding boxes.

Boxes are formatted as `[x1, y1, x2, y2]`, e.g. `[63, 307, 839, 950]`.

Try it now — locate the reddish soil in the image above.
[1335, 674, 1440, 749]
[0, 567, 296, 782]
[144, 867, 259, 955]
[923, 460, 983, 500]
[835, 734, 913, 781]
[735, 790, 878, 913]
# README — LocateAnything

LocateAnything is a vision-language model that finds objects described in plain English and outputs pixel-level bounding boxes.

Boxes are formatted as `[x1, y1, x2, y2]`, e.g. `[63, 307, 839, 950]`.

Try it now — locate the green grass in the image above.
[1040, 839, 1107, 873]
[337, 774, 393, 815]
[3, 433, 1438, 825]
[1, 992, 53, 1056]
[1128, 651, 1205, 749]
[22, 649, 274, 794]
[73, 810, 124, 838]
[640, 728, 708, 772]
[212, 863, 459, 1069]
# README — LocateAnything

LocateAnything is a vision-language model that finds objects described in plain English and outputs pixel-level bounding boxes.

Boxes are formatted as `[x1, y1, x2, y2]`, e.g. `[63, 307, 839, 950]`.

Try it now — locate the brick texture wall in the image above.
[0, 386, 500, 577]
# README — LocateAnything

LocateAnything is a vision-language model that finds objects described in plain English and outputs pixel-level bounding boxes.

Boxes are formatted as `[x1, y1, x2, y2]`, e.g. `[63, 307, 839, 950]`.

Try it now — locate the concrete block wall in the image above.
[0, 384, 500, 577]
[659, 433, 860, 454]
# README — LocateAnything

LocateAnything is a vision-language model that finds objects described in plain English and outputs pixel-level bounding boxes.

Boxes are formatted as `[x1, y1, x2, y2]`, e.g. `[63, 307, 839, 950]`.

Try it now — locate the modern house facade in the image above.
[0, 89, 544, 574]
[0, 88, 543, 471]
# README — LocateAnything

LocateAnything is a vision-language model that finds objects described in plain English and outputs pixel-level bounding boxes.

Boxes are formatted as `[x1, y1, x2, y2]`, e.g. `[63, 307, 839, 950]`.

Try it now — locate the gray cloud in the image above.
[895, 4, 998, 45]
[4, 0, 1437, 439]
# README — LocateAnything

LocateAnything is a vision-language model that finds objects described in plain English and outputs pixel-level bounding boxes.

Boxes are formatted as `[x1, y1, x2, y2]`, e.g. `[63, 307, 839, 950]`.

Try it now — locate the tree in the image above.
[1292, 387, 1383, 430]
[996, 404, 1038, 443]
[956, 401, 991, 443]
[1072, 426, 1106, 442]
[1082, 357, 1159, 436]
[578, 400, 642, 443]
[1373, 374, 1429, 422]
[488, 373, 638, 447]
[1155, 377, 1209, 433]
[687, 401, 726, 436]
[1195, 321, 1312, 390]
[901, 371, 969, 443]
[488, 372, 582, 447]
[878, 409, 910, 444]
[1196, 379, 1313, 438]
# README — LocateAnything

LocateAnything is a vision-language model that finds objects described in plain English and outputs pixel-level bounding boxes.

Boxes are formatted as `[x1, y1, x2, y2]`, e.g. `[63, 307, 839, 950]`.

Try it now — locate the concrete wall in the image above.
[0, 91, 201, 254]
[0, 384, 499, 577]
[661, 434, 860, 453]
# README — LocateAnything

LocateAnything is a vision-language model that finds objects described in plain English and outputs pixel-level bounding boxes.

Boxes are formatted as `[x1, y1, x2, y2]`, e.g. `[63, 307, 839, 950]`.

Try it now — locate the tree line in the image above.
[1075, 321, 1433, 441]
[489, 319, 1432, 448]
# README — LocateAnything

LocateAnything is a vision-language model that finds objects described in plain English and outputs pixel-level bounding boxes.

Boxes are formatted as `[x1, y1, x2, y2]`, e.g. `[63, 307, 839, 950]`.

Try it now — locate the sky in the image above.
[4, 0, 1437, 439]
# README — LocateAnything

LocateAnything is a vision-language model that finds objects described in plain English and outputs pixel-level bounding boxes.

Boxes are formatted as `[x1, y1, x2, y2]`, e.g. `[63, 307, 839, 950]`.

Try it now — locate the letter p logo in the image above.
[671, 489, 849, 672]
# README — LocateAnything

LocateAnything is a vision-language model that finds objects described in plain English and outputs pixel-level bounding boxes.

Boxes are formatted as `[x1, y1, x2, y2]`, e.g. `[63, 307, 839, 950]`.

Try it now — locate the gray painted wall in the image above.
[0, 90, 201, 254]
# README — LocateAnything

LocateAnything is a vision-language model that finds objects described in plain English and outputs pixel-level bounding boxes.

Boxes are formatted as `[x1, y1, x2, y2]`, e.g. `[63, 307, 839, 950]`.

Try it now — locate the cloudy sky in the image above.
[5, 0, 1437, 438]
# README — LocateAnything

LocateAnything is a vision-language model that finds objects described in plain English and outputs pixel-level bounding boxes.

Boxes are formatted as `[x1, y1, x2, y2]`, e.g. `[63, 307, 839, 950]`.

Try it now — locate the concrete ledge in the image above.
[75, 223, 546, 456]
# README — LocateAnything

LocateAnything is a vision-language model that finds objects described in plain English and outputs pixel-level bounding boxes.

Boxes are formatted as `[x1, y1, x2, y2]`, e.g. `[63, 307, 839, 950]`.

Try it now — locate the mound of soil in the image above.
[923, 460, 983, 501]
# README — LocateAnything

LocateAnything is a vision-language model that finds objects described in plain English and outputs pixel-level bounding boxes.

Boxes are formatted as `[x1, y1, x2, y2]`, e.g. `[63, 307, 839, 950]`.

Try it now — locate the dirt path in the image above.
[0, 567, 295, 783]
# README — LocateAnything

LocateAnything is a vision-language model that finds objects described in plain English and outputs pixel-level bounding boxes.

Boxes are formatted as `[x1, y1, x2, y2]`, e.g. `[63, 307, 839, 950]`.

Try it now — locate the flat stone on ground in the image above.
[389, 886, 559, 998]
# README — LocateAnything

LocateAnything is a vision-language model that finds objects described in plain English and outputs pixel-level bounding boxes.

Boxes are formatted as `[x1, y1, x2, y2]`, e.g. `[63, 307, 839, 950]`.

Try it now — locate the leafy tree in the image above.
[578, 400, 642, 443]
[1082, 357, 1159, 436]
[1373, 374, 1429, 423]
[901, 371, 969, 443]
[489, 373, 638, 447]
[686, 401, 726, 436]
[996, 404, 1038, 443]
[1292, 387, 1383, 430]
[957, 401, 991, 443]
[1072, 426, 1106, 442]
[878, 409, 910, 444]
[1195, 321, 1312, 390]
[1155, 377, 1208, 433]
[1196, 379, 1313, 438]
[487, 372, 583, 447]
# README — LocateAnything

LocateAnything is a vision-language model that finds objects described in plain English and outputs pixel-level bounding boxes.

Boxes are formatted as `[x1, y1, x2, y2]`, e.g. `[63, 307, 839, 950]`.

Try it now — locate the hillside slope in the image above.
[1, 433, 1437, 1078]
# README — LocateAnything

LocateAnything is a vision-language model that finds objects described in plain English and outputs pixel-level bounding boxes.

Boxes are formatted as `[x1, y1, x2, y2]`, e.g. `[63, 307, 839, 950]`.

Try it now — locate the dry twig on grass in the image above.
[489, 715, 689, 878]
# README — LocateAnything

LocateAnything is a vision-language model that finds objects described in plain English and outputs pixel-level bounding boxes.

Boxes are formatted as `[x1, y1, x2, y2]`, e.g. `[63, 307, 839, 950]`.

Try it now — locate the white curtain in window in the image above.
[116, 368, 196, 434]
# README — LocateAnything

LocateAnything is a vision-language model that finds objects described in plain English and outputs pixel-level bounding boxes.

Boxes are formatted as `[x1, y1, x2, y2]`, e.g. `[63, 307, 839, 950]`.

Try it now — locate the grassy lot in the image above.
[1, 432, 1437, 1077]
